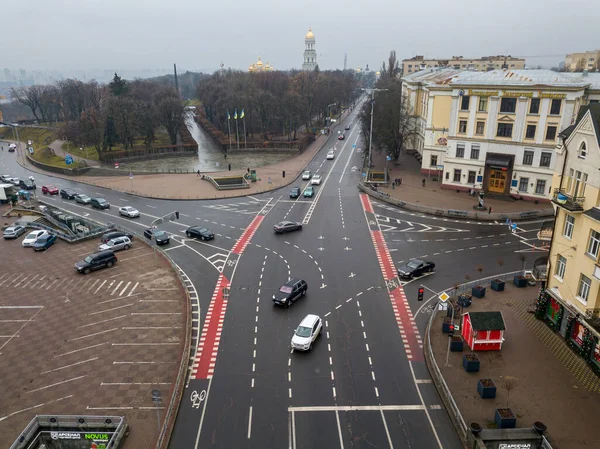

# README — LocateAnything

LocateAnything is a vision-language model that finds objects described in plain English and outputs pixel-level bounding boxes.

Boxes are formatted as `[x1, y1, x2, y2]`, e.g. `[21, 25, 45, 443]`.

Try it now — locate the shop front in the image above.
[483, 155, 513, 195]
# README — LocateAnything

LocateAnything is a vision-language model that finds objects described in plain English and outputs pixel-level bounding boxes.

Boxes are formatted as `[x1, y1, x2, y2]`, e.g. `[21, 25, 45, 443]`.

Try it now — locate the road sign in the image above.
[65, 155, 73, 165]
[129, 171, 133, 180]
[387, 155, 392, 161]
[353, 144, 356, 149]
[438, 292, 450, 302]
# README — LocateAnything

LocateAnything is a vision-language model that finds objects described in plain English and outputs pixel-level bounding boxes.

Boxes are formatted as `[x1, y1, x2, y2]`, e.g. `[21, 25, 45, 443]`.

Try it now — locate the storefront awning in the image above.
[486, 158, 510, 169]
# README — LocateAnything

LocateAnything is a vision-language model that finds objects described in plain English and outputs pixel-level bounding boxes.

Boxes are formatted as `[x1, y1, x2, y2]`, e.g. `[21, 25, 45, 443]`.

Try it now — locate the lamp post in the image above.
[360, 88, 388, 180]
[326, 103, 336, 130]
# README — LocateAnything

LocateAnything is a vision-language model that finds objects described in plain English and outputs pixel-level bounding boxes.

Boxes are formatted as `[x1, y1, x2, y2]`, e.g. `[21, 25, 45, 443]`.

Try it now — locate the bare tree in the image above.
[501, 376, 519, 408]
[10, 86, 43, 122]
[380, 50, 400, 81]
[155, 88, 186, 145]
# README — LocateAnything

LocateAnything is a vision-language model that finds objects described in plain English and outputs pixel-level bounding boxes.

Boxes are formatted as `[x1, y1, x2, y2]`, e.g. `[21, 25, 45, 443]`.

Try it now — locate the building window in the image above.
[550, 99, 562, 115]
[430, 155, 438, 167]
[476, 121, 485, 135]
[563, 215, 575, 239]
[470, 144, 480, 159]
[458, 120, 467, 133]
[445, 171, 449, 180]
[555, 255, 566, 280]
[587, 230, 600, 259]
[500, 98, 517, 113]
[453, 169, 462, 182]
[460, 95, 470, 111]
[456, 143, 465, 158]
[540, 152, 551, 167]
[478, 97, 488, 112]
[545, 126, 557, 141]
[577, 274, 591, 304]
[497, 123, 513, 137]
[529, 98, 540, 114]
[519, 177, 529, 192]
[468, 171, 476, 184]
[579, 142, 587, 159]
[522, 150, 534, 165]
[525, 124, 536, 139]
[535, 179, 546, 194]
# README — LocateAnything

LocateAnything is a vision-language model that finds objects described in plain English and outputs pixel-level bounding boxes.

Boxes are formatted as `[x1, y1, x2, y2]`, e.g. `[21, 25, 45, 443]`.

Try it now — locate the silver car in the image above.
[291, 314, 322, 351]
[75, 193, 92, 204]
[3, 225, 26, 240]
[98, 236, 132, 252]
[119, 206, 140, 218]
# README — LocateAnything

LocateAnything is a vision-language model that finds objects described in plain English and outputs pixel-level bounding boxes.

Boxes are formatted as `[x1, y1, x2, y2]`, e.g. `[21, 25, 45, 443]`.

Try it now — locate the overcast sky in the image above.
[5, 0, 600, 73]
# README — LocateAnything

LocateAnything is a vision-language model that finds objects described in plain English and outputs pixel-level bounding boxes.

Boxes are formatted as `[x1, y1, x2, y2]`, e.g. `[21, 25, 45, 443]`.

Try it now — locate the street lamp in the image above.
[0, 121, 23, 165]
[326, 103, 336, 129]
[360, 88, 388, 180]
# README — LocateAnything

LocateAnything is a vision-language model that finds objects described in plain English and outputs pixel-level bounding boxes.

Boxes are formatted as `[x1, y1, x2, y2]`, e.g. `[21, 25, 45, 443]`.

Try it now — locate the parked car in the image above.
[98, 236, 132, 252]
[75, 193, 92, 204]
[100, 231, 133, 243]
[22, 230, 49, 247]
[119, 206, 140, 218]
[303, 186, 314, 198]
[60, 188, 77, 200]
[338, 134, 345, 140]
[42, 185, 59, 195]
[31, 234, 57, 251]
[327, 150, 335, 160]
[185, 226, 214, 241]
[291, 314, 322, 351]
[75, 250, 117, 274]
[302, 171, 312, 180]
[3, 225, 26, 239]
[273, 278, 307, 307]
[8, 144, 16, 152]
[144, 228, 170, 245]
[0, 174, 11, 183]
[19, 180, 36, 190]
[345, 125, 350, 130]
[90, 197, 110, 209]
[289, 187, 301, 198]
[274, 221, 303, 234]
[10, 178, 20, 186]
[311, 175, 322, 185]
[397, 258, 436, 279]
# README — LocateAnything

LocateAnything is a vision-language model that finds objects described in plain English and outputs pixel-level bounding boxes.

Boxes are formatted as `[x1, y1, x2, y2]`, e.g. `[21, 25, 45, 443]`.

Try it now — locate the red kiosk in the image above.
[461, 311, 506, 351]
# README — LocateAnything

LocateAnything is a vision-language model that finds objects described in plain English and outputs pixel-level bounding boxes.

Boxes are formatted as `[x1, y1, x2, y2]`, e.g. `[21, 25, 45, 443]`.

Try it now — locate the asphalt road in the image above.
[0, 111, 548, 449]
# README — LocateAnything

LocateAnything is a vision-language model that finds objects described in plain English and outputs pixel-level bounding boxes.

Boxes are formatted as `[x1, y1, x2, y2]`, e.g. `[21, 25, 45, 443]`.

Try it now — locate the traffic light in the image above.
[417, 286, 424, 301]
[448, 324, 455, 337]
[175, 211, 179, 220]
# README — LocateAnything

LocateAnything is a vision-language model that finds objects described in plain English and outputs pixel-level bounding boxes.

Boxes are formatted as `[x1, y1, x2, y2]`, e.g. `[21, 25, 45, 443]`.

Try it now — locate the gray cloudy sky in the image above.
[5, 0, 600, 73]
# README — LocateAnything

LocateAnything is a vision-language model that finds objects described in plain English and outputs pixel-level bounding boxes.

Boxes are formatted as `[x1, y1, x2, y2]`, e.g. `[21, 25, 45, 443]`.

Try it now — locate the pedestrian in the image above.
[422, 178, 426, 187]
[399, 177, 402, 186]
[247, 167, 250, 174]
[488, 206, 492, 214]
[228, 163, 231, 171]
[392, 182, 395, 190]
[224, 153, 227, 160]
[197, 170, 200, 177]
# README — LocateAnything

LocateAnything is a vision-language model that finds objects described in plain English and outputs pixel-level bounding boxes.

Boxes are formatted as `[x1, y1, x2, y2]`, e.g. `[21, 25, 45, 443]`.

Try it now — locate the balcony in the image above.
[552, 188, 585, 212]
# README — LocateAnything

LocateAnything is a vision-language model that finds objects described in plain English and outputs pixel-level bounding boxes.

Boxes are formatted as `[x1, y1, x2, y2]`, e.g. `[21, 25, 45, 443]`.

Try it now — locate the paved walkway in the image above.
[49, 139, 100, 167]
[429, 284, 600, 448]
[371, 151, 553, 215]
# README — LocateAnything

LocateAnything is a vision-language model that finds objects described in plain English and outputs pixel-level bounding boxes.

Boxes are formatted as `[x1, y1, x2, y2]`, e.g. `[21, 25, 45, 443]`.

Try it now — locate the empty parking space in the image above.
[0, 232, 187, 448]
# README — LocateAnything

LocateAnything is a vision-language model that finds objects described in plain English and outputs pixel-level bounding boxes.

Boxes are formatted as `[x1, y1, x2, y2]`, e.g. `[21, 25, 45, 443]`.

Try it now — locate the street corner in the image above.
[426, 280, 600, 448]
[0, 233, 188, 449]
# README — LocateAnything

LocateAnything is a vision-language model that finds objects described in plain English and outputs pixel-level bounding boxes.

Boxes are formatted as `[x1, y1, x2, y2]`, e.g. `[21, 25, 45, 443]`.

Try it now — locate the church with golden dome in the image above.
[248, 56, 275, 73]
[302, 27, 317, 71]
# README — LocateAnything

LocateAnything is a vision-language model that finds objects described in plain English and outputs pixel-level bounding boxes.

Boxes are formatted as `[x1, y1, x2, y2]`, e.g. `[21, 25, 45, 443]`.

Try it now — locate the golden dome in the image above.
[256, 56, 263, 66]
[306, 27, 314, 39]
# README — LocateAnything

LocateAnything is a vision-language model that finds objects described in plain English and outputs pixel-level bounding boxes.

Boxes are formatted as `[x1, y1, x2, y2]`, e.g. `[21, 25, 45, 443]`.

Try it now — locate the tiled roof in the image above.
[449, 69, 590, 88]
[565, 103, 600, 145]
[468, 311, 506, 331]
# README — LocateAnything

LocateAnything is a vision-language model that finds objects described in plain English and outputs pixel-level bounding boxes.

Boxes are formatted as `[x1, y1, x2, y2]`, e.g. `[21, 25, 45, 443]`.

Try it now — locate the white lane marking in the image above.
[335, 410, 345, 449]
[247, 406, 253, 439]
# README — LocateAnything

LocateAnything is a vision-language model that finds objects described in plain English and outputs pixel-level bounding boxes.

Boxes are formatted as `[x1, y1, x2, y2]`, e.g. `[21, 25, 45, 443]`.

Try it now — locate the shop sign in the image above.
[539, 93, 567, 99]
[469, 90, 498, 97]
[50, 432, 81, 440]
[85, 433, 110, 441]
[572, 321, 585, 346]
[503, 91, 534, 98]
[545, 298, 562, 324]
[499, 444, 532, 449]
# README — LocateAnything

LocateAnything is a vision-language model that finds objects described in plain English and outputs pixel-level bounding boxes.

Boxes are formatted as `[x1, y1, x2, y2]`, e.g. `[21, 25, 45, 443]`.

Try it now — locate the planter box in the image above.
[494, 408, 516, 429]
[450, 336, 464, 352]
[477, 379, 497, 399]
[491, 279, 505, 291]
[458, 294, 472, 308]
[472, 286, 486, 298]
[513, 276, 527, 288]
[442, 317, 453, 333]
[462, 354, 480, 373]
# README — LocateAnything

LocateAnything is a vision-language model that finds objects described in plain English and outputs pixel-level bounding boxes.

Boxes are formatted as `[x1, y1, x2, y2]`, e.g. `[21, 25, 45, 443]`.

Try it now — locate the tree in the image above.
[501, 376, 519, 408]
[380, 50, 400, 81]
[10, 86, 43, 122]
[155, 88, 186, 145]
[109, 73, 128, 97]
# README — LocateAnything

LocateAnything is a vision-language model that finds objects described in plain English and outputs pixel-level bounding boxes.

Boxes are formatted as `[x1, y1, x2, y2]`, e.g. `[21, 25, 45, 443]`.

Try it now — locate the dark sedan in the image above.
[186, 226, 214, 241]
[274, 221, 303, 234]
[397, 259, 435, 279]
[60, 188, 77, 199]
[289, 187, 300, 198]
[31, 234, 57, 251]
[144, 228, 170, 245]
[19, 180, 36, 190]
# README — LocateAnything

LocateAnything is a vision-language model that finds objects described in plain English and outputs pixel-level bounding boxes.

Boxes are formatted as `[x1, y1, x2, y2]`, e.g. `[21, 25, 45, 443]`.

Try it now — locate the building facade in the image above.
[539, 104, 600, 374]
[402, 55, 525, 75]
[302, 28, 317, 71]
[565, 50, 600, 72]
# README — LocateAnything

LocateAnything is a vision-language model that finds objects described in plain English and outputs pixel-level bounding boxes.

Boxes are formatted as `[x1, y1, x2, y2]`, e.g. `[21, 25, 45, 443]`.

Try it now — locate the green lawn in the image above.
[0, 127, 56, 147]
[30, 148, 72, 169]
[63, 143, 100, 160]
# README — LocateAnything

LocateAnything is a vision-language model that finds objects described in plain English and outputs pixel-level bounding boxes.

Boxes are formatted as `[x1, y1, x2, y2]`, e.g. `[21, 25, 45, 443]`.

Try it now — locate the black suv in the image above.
[273, 278, 307, 307]
[101, 231, 133, 244]
[144, 228, 170, 245]
[289, 187, 300, 198]
[19, 180, 36, 190]
[186, 226, 214, 241]
[91, 197, 110, 209]
[75, 250, 118, 274]
[60, 188, 77, 199]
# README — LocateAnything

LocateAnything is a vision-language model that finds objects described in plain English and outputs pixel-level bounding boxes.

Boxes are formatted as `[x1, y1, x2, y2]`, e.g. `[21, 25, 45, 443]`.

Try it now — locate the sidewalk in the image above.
[49, 139, 100, 167]
[371, 151, 553, 215]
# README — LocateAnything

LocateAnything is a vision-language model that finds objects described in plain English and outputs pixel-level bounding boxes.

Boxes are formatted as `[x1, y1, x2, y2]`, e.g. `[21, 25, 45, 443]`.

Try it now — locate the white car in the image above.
[22, 230, 49, 247]
[291, 314, 322, 351]
[302, 171, 312, 180]
[119, 206, 140, 218]
[11, 178, 20, 186]
[311, 175, 322, 185]
[327, 150, 335, 160]
[98, 236, 132, 252]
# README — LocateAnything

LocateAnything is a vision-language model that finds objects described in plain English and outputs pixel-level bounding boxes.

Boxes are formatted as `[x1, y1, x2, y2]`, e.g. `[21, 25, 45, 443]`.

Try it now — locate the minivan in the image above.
[75, 250, 117, 274]
[291, 314, 322, 351]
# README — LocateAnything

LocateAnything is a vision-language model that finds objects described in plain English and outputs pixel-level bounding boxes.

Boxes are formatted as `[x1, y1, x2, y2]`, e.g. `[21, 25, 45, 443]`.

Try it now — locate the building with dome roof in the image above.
[248, 56, 275, 73]
[302, 28, 317, 71]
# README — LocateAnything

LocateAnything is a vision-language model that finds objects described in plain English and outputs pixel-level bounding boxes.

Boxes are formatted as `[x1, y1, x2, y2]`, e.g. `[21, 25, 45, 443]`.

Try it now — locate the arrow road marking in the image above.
[349, 273, 355, 278]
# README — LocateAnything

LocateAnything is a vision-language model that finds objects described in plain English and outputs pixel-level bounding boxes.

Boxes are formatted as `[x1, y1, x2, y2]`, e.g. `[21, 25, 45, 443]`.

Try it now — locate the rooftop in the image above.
[467, 311, 506, 331]
[402, 67, 465, 85]
[568, 72, 600, 90]
[403, 55, 524, 62]
[449, 69, 591, 88]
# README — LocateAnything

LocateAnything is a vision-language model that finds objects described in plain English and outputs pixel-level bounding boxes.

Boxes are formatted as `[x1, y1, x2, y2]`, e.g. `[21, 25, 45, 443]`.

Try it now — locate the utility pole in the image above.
[360, 88, 388, 179]
[344, 53, 347, 71]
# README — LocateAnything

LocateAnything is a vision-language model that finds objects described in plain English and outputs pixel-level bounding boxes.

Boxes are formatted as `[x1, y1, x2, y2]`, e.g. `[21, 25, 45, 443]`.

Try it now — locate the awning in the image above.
[486, 158, 510, 169]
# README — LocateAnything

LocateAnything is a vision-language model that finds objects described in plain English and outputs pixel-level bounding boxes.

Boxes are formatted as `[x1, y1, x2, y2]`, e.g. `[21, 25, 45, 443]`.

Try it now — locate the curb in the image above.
[358, 182, 554, 222]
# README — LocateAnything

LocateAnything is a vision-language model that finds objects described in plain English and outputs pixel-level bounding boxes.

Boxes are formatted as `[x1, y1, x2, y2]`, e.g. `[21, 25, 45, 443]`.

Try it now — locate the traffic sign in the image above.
[438, 292, 450, 302]
[65, 155, 73, 165]
[353, 144, 356, 149]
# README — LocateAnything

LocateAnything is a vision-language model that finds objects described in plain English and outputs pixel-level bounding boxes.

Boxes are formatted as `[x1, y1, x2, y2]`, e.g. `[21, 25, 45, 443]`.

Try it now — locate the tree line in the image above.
[10, 74, 186, 154]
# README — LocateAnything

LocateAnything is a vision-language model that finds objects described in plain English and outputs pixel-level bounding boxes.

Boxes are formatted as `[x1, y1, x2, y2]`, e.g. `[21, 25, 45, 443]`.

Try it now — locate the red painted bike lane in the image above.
[360, 193, 423, 361]
[191, 214, 265, 379]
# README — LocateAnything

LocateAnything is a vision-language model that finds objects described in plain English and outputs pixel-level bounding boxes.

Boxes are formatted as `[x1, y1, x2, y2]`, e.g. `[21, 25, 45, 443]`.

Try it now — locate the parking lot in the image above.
[0, 227, 188, 448]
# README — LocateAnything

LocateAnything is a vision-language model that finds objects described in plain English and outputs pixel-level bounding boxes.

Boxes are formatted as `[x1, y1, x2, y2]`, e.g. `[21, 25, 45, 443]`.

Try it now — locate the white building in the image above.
[302, 28, 317, 71]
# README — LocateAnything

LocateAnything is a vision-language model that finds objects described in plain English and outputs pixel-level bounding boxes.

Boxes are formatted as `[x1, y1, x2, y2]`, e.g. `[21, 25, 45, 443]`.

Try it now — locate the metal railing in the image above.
[552, 188, 585, 211]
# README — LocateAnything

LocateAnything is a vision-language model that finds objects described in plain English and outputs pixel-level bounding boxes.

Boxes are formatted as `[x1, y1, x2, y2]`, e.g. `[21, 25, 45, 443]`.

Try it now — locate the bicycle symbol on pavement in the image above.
[226, 259, 237, 267]
[190, 389, 206, 409]
[386, 278, 398, 290]
[369, 220, 376, 226]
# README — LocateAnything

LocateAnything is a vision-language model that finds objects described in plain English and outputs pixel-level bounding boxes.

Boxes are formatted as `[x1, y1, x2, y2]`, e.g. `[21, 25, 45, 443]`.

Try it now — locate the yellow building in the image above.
[402, 55, 525, 75]
[541, 104, 600, 364]
[248, 56, 275, 73]
[565, 50, 600, 72]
